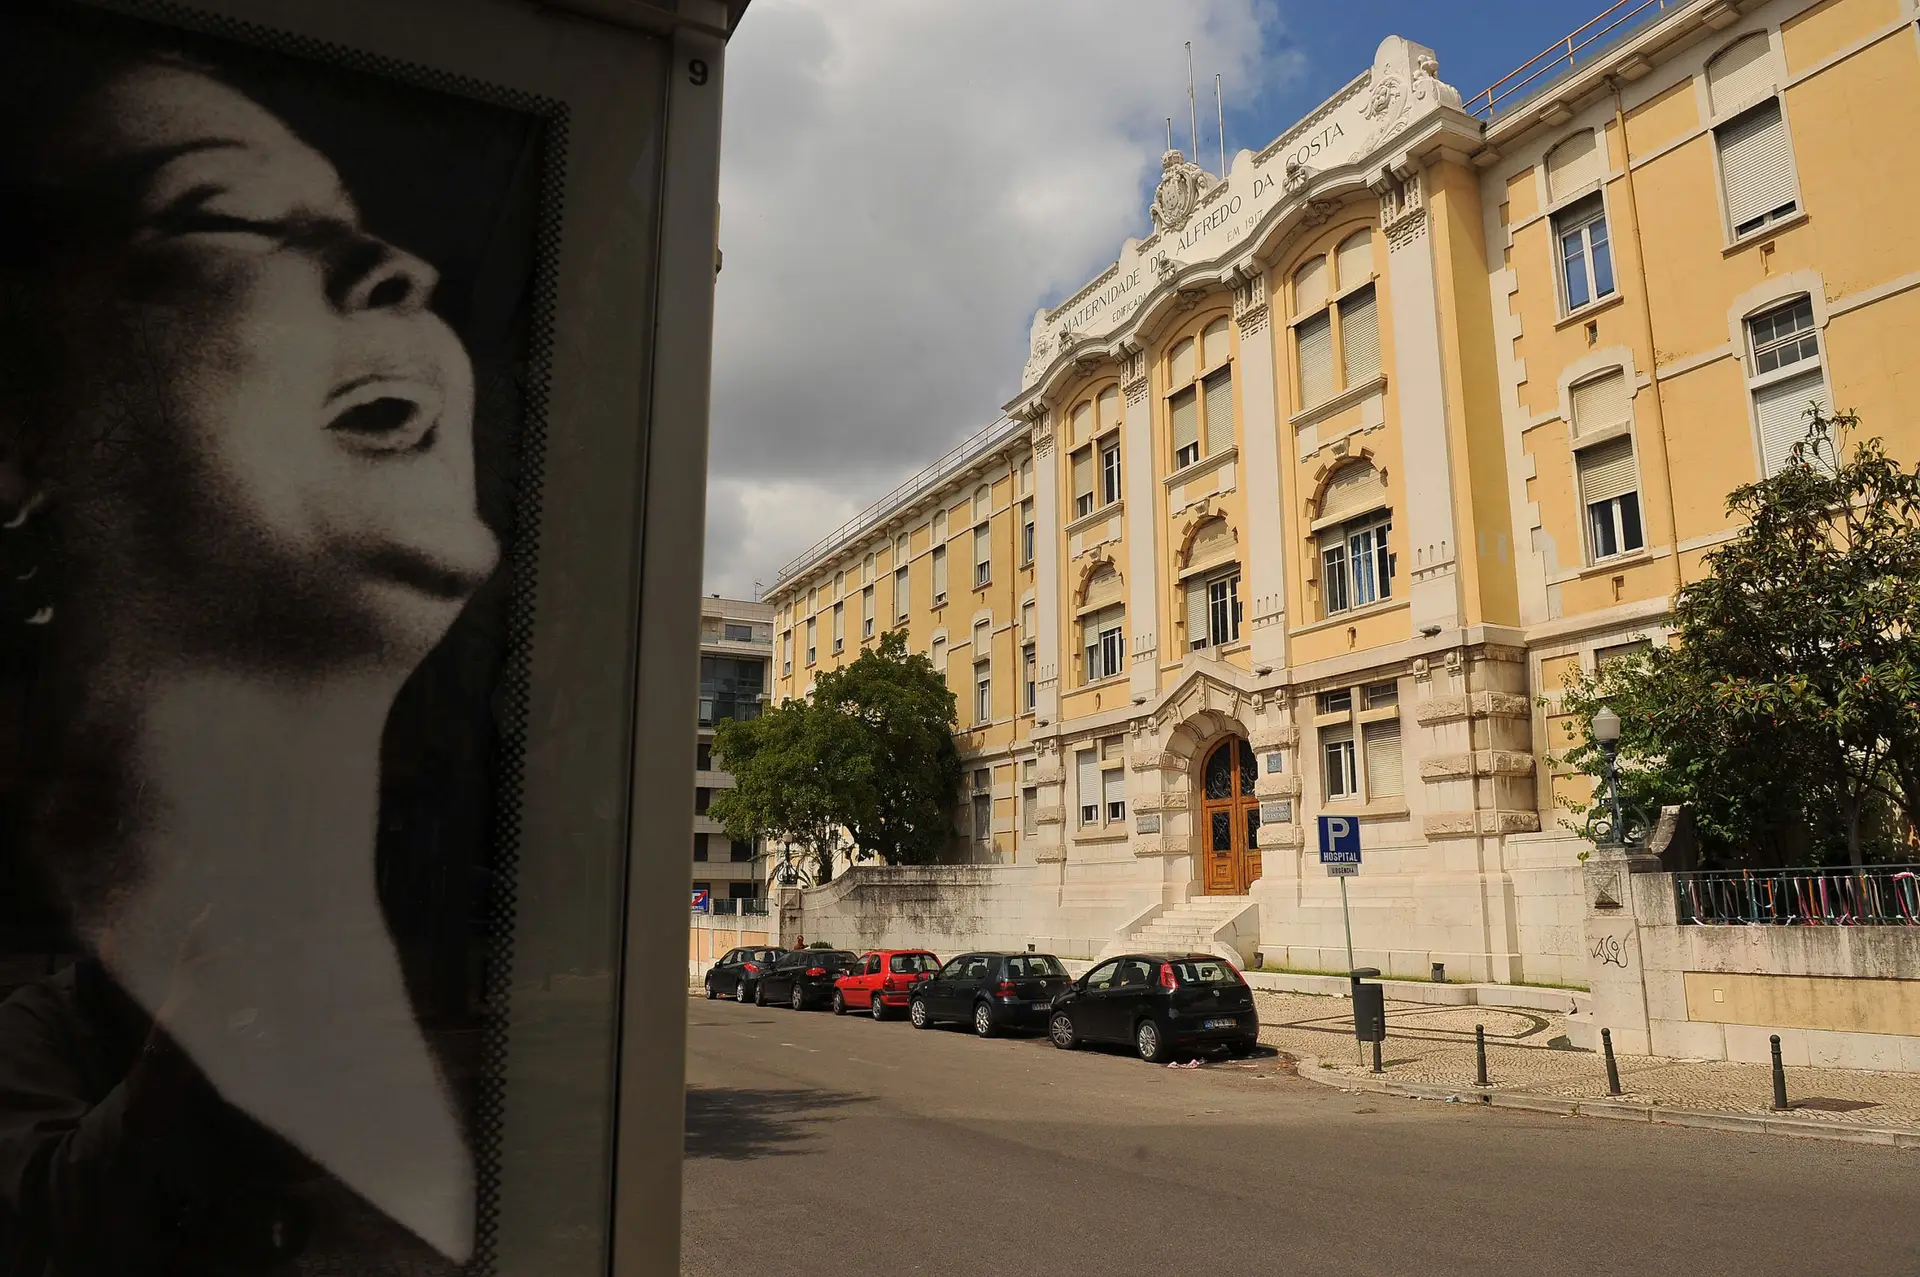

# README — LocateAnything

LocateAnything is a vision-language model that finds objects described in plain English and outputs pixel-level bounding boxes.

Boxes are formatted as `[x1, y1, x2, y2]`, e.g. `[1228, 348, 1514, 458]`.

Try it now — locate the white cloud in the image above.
[704, 0, 1294, 599]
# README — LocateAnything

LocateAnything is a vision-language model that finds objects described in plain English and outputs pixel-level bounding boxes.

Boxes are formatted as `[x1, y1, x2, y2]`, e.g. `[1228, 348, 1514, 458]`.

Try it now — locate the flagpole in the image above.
[1186, 42, 1198, 161]
[1216, 73, 1226, 178]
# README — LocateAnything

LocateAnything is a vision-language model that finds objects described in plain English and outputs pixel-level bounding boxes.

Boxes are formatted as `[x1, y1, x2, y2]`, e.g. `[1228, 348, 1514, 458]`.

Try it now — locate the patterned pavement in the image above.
[1254, 990, 1920, 1129]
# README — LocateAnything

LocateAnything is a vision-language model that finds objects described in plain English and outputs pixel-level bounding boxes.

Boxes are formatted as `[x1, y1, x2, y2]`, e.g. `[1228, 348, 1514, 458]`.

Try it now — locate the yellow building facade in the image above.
[765, 0, 1920, 982]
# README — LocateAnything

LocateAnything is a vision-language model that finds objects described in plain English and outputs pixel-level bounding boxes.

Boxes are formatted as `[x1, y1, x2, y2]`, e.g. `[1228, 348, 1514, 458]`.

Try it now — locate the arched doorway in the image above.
[1200, 737, 1261, 896]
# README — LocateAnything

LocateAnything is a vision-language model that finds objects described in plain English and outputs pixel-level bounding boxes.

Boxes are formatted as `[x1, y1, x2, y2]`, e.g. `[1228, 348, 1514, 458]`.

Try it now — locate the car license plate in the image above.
[1204, 1017, 1237, 1030]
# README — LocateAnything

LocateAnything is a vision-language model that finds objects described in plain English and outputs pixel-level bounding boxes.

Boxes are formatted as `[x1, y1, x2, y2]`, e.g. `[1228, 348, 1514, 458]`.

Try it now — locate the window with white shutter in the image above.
[862, 585, 875, 637]
[1171, 386, 1199, 469]
[1577, 435, 1644, 561]
[1022, 787, 1037, 836]
[1081, 604, 1125, 683]
[1102, 765, 1126, 824]
[1321, 723, 1358, 801]
[973, 525, 991, 587]
[931, 635, 946, 672]
[1294, 256, 1328, 314]
[1203, 369, 1234, 456]
[1077, 749, 1100, 825]
[1097, 385, 1120, 433]
[1554, 193, 1615, 312]
[1100, 436, 1122, 505]
[1363, 720, 1403, 799]
[1021, 601, 1035, 642]
[1754, 370, 1828, 476]
[1169, 337, 1196, 390]
[832, 602, 844, 650]
[1185, 577, 1209, 651]
[895, 565, 910, 620]
[1071, 446, 1094, 517]
[1339, 285, 1379, 388]
[1297, 311, 1334, 407]
[805, 617, 816, 664]
[931, 546, 947, 600]
[1717, 98, 1798, 238]
[1201, 317, 1230, 370]
[1317, 461, 1384, 526]
[1069, 401, 1092, 449]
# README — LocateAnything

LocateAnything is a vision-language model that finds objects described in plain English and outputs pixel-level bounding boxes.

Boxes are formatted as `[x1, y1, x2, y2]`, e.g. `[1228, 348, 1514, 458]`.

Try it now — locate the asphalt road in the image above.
[681, 994, 1920, 1277]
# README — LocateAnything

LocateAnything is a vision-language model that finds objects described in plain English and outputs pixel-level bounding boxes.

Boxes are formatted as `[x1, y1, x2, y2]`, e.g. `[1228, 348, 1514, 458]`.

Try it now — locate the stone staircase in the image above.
[1127, 896, 1257, 963]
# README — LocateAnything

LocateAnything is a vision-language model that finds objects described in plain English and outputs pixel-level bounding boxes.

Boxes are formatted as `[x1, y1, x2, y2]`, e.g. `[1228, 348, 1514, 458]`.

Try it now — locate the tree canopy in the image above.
[1553, 411, 1920, 868]
[710, 631, 962, 880]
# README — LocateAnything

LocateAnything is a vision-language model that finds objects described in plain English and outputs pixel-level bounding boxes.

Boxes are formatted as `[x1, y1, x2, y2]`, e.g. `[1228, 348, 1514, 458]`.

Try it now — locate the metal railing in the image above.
[1465, 0, 1685, 120]
[696, 897, 770, 918]
[771, 414, 1028, 591]
[1675, 866, 1920, 927]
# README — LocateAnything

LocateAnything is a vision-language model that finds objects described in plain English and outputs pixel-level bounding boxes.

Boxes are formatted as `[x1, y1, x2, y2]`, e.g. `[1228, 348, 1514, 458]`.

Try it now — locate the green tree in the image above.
[813, 630, 963, 866]
[709, 699, 867, 885]
[1553, 410, 1920, 868]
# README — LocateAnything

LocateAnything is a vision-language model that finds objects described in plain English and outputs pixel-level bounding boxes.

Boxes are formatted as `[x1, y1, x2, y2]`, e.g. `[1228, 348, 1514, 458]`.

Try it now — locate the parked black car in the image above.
[758, 948, 859, 1010]
[1047, 953, 1258, 1063]
[705, 946, 786, 1002]
[908, 951, 1073, 1037]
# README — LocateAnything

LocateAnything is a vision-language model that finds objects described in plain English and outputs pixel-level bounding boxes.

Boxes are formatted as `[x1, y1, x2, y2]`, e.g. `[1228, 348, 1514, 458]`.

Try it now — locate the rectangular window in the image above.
[972, 792, 992, 842]
[1748, 296, 1818, 376]
[697, 742, 712, 771]
[731, 838, 754, 863]
[1554, 194, 1615, 312]
[1321, 515, 1391, 615]
[1578, 436, 1644, 561]
[723, 622, 754, 642]
[1296, 311, 1334, 408]
[1102, 766, 1126, 824]
[1338, 285, 1380, 387]
[1022, 786, 1038, 836]
[1364, 681, 1398, 710]
[1202, 368, 1233, 456]
[1754, 368, 1828, 476]
[1363, 720, 1404, 799]
[1188, 571, 1241, 649]
[1071, 446, 1094, 518]
[693, 832, 709, 861]
[894, 565, 910, 620]
[974, 660, 991, 724]
[1570, 369, 1629, 438]
[862, 585, 875, 637]
[1021, 500, 1035, 564]
[1318, 689, 1353, 715]
[1021, 601, 1035, 642]
[1077, 749, 1100, 826]
[931, 546, 947, 601]
[805, 617, 816, 665]
[832, 602, 844, 652]
[699, 655, 766, 724]
[1322, 725, 1358, 801]
[973, 524, 991, 588]
[1100, 437, 1122, 505]
[781, 630, 793, 677]
[1718, 98, 1797, 238]
[695, 787, 711, 815]
[1082, 605, 1125, 682]
[1171, 384, 1199, 469]
[1023, 643, 1036, 710]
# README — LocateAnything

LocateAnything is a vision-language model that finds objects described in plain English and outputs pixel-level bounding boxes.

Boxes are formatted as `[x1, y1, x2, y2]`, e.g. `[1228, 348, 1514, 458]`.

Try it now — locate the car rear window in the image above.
[1170, 958, 1242, 986]
[889, 953, 939, 973]
[1004, 955, 1066, 978]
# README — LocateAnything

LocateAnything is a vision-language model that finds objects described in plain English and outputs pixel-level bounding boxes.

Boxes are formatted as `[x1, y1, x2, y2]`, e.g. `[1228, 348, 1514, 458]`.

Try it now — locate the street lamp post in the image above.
[1592, 705, 1625, 849]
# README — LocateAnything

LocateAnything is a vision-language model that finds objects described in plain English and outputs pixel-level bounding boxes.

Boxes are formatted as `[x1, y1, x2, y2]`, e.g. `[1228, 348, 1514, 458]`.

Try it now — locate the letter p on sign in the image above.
[1317, 815, 1361, 863]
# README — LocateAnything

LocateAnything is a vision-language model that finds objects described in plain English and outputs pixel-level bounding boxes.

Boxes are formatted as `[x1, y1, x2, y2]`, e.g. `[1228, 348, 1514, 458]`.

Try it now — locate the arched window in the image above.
[1166, 319, 1233, 472]
[1314, 461, 1392, 617]
[1707, 35, 1798, 240]
[1077, 564, 1124, 685]
[1292, 243, 1378, 410]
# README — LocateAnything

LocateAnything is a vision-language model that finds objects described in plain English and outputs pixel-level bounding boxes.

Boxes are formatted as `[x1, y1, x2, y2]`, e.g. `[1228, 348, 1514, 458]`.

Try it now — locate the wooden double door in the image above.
[1200, 737, 1262, 896]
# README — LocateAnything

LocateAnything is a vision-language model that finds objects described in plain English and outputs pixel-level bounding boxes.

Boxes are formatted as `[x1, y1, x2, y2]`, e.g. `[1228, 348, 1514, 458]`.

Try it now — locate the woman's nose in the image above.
[335, 237, 439, 316]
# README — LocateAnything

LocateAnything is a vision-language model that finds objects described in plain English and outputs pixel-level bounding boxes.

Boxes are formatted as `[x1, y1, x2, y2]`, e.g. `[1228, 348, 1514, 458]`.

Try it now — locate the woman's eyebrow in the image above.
[107, 137, 248, 192]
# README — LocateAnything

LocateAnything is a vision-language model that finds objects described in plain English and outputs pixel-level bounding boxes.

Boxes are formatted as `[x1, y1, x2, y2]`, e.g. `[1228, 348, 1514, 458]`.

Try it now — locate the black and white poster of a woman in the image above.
[0, 2, 547, 1270]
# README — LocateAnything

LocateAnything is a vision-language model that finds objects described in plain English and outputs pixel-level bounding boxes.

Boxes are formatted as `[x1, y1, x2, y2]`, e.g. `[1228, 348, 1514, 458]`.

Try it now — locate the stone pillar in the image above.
[1029, 404, 1062, 725]
[1577, 849, 1663, 1056]
[1231, 264, 1289, 675]
[1380, 170, 1461, 634]
[1119, 346, 1161, 703]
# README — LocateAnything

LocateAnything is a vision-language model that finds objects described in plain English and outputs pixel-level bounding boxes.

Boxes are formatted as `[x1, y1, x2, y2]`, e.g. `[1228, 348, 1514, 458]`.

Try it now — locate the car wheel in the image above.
[754, 982, 767, 1007]
[735, 979, 750, 1004]
[972, 1002, 996, 1039]
[870, 992, 888, 1021]
[1135, 1018, 1168, 1065]
[791, 984, 807, 1012]
[704, 976, 717, 1000]
[909, 998, 931, 1029]
[832, 990, 847, 1016]
[1048, 1012, 1077, 1050]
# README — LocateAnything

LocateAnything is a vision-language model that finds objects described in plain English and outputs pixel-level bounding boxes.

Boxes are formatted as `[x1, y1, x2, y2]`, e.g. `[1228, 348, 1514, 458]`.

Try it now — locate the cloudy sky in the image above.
[705, 0, 1613, 600]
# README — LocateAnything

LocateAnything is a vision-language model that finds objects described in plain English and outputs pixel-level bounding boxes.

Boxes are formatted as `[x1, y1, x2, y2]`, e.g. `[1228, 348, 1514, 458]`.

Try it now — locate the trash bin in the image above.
[1350, 967, 1386, 1044]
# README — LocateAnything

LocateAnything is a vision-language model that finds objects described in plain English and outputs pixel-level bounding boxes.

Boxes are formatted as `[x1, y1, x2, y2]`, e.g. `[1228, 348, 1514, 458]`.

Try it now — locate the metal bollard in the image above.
[1602, 1027, 1623, 1096]
[1475, 1023, 1489, 1087]
[1371, 1039, 1383, 1074]
[1770, 1034, 1789, 1111]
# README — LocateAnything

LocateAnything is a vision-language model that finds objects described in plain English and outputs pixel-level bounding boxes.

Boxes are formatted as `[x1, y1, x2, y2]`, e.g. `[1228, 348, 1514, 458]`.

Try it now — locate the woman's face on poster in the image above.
[36, 64, 498, 668]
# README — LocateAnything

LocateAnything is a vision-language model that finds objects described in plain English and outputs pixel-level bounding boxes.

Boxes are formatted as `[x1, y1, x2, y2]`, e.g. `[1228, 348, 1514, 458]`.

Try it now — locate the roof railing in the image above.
[770, 413, 1028, 591]
[1465, 0, 1684, 121]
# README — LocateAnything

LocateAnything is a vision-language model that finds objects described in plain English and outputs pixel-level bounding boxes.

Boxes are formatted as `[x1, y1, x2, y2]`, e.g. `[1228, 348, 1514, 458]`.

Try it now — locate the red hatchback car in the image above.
[833, 949, 941, 1019]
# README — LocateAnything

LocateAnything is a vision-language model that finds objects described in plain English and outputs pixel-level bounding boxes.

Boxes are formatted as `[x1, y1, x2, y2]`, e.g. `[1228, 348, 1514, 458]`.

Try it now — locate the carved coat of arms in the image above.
[1150, 149, 1217, 234]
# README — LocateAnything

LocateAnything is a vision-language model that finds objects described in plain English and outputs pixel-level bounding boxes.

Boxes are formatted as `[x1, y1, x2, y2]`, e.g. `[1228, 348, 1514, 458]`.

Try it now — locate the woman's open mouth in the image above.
[325, 375, 440, 453]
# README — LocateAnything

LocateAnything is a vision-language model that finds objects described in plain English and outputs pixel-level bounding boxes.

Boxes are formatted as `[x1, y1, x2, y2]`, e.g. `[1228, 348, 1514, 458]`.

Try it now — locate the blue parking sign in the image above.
[1317, 815, 1361, 864]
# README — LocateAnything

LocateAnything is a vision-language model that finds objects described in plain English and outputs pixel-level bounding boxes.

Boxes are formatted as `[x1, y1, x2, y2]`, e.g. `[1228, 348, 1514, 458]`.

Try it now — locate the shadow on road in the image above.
[684, 1086, 872, 1161]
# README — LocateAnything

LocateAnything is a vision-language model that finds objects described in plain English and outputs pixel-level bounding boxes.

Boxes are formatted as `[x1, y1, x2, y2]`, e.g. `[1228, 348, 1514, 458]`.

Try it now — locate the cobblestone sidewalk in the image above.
[1253, 990, 1920, 1131]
